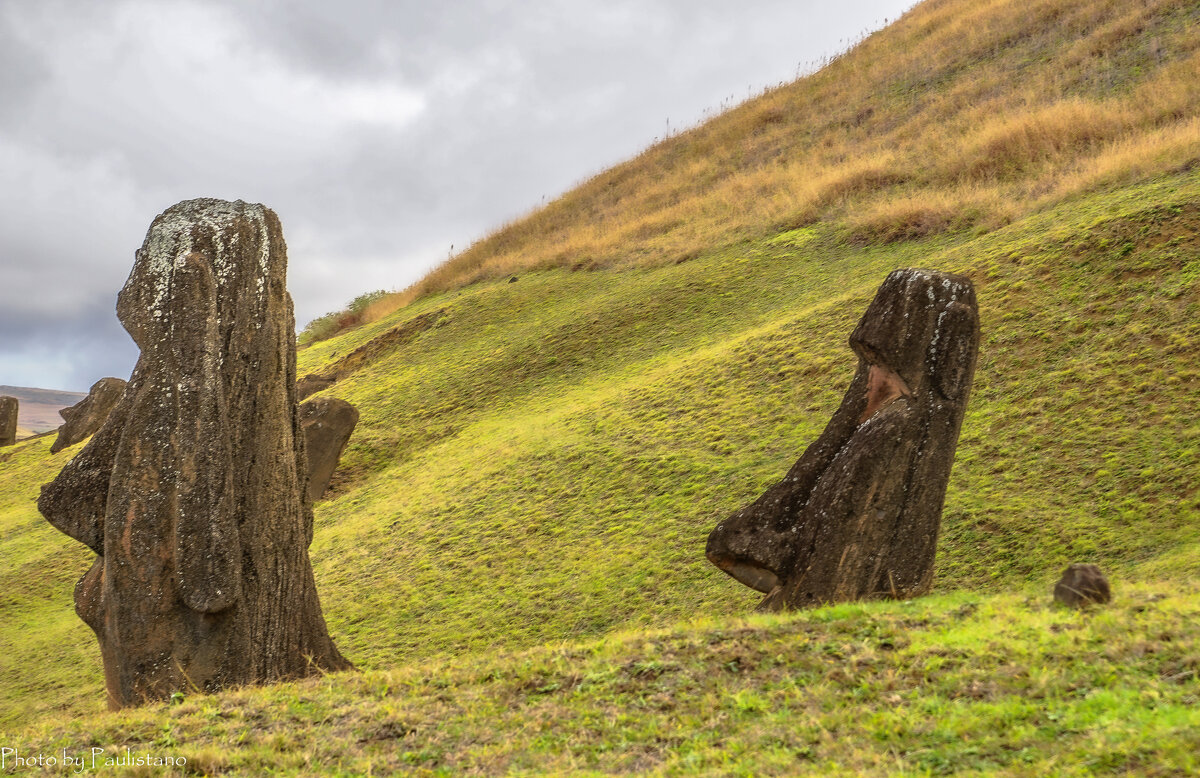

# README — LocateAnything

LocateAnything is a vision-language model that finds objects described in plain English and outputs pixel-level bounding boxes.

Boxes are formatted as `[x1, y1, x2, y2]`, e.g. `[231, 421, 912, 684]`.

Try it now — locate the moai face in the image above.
[706, 268, 979, 610]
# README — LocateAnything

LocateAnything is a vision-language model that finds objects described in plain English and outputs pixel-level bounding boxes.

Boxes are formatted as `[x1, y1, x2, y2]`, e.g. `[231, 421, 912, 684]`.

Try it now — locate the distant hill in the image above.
[0, 385, 87, 437]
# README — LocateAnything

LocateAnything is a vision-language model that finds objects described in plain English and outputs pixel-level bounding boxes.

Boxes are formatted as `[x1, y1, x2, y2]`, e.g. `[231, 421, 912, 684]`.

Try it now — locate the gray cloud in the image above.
[0, 0, 915, 391]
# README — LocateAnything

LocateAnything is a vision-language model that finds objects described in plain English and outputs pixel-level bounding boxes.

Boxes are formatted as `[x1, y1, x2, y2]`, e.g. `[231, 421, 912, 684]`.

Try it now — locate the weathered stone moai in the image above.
[0, 396, 17, 447]
[1053, 563, 1111, 608]
[38, 199, 352, 709]
[299, 396, 359, 502]
[50, 377, 127, 453]
[707, 268, 980, 611]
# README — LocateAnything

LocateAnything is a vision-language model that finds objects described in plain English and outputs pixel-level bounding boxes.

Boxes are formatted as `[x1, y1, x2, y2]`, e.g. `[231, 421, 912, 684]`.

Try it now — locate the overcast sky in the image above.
[1, 0, 916, 392]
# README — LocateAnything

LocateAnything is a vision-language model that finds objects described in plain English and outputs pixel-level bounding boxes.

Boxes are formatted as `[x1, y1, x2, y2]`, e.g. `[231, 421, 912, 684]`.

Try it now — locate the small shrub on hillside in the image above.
[299, 289, 391, 345]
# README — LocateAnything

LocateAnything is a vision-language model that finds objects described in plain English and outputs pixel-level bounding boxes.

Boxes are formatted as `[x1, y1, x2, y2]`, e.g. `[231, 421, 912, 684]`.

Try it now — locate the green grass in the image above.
[298, 172, 1200, 672]
[11, 585, 1200, 775]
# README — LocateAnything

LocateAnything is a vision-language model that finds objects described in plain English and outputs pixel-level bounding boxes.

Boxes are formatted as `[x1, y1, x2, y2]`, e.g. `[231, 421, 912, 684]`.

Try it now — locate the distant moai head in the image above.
[50, 378, 127, 454]
[39, 199, 351, 709]
[707, 268, 979, 609]
[0, 396, 17, 447]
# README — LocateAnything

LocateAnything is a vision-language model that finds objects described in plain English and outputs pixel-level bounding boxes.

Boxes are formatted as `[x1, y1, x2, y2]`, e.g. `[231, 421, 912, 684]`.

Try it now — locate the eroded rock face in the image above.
[38, 199, 351, 709]
[300, 396, 359, 501]
[0, 396, 17, 447]
[706, 268, 980, 610]
[50, 377, 127, 453]
[1054, 563, 1111, 608]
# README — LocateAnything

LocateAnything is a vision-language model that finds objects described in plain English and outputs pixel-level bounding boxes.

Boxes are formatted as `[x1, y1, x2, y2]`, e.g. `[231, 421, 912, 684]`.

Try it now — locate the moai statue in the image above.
[50, 377, 128, 453]
[299, 396, 359, 502]
[0, 396, 17, 447]
[39, 199, 352, 709]
[707, 268, 980, 610]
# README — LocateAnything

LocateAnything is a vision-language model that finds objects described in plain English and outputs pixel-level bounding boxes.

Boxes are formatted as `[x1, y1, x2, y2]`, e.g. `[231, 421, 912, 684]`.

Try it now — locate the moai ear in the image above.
[931, 300, 979, 401]
[169, 255, 243, 614]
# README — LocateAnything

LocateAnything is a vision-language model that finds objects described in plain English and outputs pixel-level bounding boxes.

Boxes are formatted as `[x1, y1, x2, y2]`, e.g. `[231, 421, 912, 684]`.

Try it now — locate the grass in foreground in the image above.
[11, 584, 1200, 776]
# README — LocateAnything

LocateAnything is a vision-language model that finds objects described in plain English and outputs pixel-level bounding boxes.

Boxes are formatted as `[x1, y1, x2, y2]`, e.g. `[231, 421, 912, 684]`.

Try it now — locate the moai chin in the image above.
[706, 268, 980, 610]
[39, 199, 352, 708]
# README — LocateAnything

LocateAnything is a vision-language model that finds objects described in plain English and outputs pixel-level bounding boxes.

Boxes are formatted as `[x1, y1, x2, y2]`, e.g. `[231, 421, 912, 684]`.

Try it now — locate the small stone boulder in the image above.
[1053, 563, 1111, 608]
[0, 396, 17, 447]
[50, 377, 128, 453]
[300, 396, 359, 501]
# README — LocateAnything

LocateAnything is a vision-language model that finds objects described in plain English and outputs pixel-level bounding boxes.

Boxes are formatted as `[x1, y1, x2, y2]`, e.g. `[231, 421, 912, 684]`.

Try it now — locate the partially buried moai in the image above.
[50, 377, 127, 453]
[299, 396, 359, 502]
[0, 396, 16, 447]
[38, 199, 352, 709]
[706, 268, 979, 611]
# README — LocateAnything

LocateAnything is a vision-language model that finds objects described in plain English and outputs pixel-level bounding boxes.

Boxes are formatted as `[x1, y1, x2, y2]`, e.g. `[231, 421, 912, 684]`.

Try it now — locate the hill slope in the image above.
[2, 171, 1197, 734]
[354, 0, 1200, 315]
[0, 0, 1197, 769]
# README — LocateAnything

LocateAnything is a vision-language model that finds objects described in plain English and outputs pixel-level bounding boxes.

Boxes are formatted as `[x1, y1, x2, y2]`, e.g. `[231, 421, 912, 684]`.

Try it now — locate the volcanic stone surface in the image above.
[38, 199, 352, 709]
[50, 377, 128, 453]
[0, 396, 17, 447]
[299, 396, 359, 502]
[706, 268, 980, 611]
[1053, 563, 1112, 608]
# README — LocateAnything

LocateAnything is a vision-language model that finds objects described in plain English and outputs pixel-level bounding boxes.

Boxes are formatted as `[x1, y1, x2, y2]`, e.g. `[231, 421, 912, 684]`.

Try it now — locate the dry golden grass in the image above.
[344, 0, 1200, 331]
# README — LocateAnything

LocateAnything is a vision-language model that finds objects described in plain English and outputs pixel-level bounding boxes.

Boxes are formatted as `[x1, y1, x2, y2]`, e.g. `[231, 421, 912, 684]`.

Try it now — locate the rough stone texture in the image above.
[1054, 563, 1112, 608]
[300, 396, 359, 502]
[707, 268, 980, 611]
[38, 199, 352, 709]
[296, 374, 335, 401]
[50, 377, 128, 453]
[0, 396, 17, 447]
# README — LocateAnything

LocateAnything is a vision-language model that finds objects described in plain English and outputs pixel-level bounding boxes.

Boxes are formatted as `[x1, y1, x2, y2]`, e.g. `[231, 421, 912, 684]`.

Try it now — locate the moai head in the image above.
[0, 396, 17, 447]
[849, 269, 978, 407]
[50, 378, 127, 454]
[707, 268, 979, 609]
[39, 199, 350, 708]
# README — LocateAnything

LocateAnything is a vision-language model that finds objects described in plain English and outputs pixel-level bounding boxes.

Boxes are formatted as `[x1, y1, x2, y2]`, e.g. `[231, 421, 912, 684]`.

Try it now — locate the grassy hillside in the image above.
[329, 0, 1200, 328]
[1, 171, 1197, 737]
[0, 0, 1197, 770]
